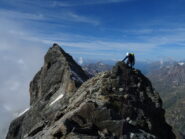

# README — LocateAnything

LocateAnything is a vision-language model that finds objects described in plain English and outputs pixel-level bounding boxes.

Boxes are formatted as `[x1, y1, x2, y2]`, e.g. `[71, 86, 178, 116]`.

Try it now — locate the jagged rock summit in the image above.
[6, 44, 175, 139]
[30, 43, 89, 106]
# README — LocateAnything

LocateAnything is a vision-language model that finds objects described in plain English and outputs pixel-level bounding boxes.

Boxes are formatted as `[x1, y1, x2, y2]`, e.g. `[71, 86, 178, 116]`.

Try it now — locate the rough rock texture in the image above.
[6, 44, 175, 139]
[30, 43, 89, 106]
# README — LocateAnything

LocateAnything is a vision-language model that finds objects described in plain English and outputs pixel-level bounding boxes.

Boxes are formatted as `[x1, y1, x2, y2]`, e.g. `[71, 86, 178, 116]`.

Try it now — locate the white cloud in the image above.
[65, 12, 99, 25]
[0, 16, 47, 136]
[78, 57, 84, 65]
[3, 104, 12, 112]
[0, 8, 100, 26]
[122, 27, 185, 35]
[61, 41, 156, 52]
[0, 9, 45, 21]
[55, 0, 132, 7]
[2, 0, 132, 9]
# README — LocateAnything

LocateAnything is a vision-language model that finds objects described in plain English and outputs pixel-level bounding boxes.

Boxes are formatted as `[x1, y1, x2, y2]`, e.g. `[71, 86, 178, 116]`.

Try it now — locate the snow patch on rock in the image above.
[18, 108, 30, 117]
[50, 93, 64, 106]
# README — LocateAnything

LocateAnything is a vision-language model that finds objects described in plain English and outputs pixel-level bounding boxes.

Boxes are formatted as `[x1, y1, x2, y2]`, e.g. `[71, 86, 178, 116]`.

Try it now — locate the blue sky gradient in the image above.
[1, 0, 185, 61]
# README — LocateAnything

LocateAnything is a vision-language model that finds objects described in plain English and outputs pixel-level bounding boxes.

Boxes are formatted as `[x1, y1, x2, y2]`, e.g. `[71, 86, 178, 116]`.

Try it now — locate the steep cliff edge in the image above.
[6, 44, 175, 139]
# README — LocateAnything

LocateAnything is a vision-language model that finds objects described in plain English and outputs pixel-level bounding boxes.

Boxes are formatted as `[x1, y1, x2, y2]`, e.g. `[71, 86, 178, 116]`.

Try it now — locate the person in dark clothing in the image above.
[122, 52, 135, 68]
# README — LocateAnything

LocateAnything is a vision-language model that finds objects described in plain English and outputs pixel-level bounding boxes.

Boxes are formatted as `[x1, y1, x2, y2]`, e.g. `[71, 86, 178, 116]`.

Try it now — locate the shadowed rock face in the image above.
[6, 44, 175, 139]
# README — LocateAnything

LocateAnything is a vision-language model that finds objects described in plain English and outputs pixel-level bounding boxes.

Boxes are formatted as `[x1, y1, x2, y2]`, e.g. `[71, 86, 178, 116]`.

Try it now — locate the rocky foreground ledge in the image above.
[6, 44, 175, 139]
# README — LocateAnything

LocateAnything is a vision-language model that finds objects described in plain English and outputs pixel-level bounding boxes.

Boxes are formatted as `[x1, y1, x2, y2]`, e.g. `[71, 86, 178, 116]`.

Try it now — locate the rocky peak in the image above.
[44, 43, 75, 67]
[6, 45, 175, 139]
[29, 43, 89, 106]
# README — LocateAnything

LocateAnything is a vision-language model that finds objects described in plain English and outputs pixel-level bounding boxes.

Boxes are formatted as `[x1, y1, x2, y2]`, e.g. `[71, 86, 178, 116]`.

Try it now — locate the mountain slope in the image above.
[6, 44, 175, 139]
[6, 43, 89, 139]
[30, 43, 89, 106]
[147, 63, 185, 136]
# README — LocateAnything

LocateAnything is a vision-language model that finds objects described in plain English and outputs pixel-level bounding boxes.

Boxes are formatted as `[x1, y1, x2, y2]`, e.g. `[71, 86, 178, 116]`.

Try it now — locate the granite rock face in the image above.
[30, 43, 89, 106]
[6, 44, 175, 139]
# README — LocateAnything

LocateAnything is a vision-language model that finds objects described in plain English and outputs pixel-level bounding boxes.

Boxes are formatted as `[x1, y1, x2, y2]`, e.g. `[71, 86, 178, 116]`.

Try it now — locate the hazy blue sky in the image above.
[1, 0, 185, 136]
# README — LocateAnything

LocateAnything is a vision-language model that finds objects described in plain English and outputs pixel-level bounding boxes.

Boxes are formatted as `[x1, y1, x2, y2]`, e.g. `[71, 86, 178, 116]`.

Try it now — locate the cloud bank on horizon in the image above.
[1, 0, 185, 134]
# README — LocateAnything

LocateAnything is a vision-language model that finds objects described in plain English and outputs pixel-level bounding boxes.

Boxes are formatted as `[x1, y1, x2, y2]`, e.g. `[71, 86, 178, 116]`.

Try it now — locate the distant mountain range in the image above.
[82, 62, 112, 77]
[147, 62, 185, 135]
[82, 59, 176, 75]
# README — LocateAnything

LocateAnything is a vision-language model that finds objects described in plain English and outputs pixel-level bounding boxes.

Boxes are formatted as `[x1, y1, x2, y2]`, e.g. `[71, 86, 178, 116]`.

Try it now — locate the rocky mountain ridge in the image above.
[6, 44, 175, 139]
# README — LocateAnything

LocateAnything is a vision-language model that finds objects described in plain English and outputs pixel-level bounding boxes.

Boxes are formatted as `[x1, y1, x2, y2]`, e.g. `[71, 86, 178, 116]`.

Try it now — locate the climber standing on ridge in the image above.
[122, 52, 135, 68]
